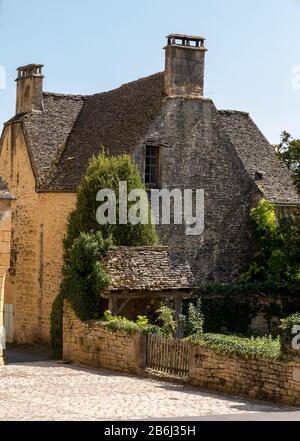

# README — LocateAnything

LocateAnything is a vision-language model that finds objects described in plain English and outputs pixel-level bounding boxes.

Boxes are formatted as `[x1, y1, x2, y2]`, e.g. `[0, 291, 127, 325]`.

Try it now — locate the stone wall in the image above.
[134, 97, 260, 285]
[189, 345, 300, 407]
[0, 122, 76, 345]
[63, 301, 146, 374]
[0, 199, 12, 365]
[63, 302, 300, 407]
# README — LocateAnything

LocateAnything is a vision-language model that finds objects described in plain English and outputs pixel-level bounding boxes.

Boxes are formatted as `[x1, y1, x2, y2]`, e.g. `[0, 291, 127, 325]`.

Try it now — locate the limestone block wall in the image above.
[63, 301, 146, 374]
[0, 122, 76, 345]
[189, 345, 300, 407]
[133, 97, 260, 284]
[36, 192, 76, 344]
[0, 199, 12, 365]
[64, 302, 300, 407]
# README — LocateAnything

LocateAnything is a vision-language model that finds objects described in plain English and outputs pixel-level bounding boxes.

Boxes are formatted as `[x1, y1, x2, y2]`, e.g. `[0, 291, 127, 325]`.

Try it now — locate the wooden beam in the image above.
[109, 295, 118, 316]
[117, 299, 130, 315]
[174, 296, 183, 339]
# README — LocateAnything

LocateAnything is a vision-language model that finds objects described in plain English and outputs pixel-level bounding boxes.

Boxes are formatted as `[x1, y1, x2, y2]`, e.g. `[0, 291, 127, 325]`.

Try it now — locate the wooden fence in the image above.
[146, 335, 189, 378]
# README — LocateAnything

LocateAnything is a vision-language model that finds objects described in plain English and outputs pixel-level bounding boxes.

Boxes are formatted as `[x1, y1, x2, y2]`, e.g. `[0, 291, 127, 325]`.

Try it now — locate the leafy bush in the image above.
[50, 292, 65, 357]
[192, 282, 300, 336]
[188, 333, 281, 360]
[280, 313, 300, 357]
[239, 199, 300, 283]
[101, 310, 161, 336]
[156, 304, 176, 338]
[50, 152, 159, 357]
[276, 131, 300, 194]
[62, 232, 112, 321]
[64, 151, 159, 251]
[180, 300, 204, 337]
[50, 232, 111, 357]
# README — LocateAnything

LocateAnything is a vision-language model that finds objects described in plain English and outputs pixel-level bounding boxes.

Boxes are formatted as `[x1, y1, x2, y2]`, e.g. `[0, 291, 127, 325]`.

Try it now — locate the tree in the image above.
[276, 131, 300, 194]
[51, 152, 159, 356]
[64, 151, 158, 253]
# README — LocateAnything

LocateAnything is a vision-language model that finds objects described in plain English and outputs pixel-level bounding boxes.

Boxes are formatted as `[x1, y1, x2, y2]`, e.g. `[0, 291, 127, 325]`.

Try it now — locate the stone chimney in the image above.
[16, 64, 44, 114]
[164, 34, 207, 98]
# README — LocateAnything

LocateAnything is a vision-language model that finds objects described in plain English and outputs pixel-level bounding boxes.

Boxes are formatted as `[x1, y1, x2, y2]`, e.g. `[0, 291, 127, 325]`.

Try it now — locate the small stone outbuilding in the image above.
[101, 246, 194, 325]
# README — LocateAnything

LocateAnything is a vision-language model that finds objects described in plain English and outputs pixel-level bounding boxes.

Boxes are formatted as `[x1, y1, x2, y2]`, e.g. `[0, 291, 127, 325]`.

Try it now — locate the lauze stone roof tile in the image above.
[102, 247, 195, 292]
[3, 70, 299, 207]
[218, 110, 300, 206]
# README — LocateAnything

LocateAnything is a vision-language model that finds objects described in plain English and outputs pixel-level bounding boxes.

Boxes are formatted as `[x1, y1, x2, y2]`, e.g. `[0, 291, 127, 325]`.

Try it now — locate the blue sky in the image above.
[0, 0, 299, 143]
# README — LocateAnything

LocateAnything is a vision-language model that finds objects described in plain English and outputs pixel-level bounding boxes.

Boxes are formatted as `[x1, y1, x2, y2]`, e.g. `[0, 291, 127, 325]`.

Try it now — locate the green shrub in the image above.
[50, 152, 159, 357]
[240, 199, 300, 283]
[192, 282, 300, 335]
[62, 232, 112, 321]
[50, 232, 111, 357]
[156, 304, 176, 338]
[188, 333, 281, 360]
[180, 300, 204, 338]
[64, 151, 159, 251]
[50, 292, 64, 358]
[280, 313, 300, 358]
[101, 310, 161, 336]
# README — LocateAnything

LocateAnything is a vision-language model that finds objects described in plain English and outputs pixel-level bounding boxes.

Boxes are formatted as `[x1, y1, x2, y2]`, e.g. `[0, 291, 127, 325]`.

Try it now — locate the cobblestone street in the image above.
[0, 347, 298, 421]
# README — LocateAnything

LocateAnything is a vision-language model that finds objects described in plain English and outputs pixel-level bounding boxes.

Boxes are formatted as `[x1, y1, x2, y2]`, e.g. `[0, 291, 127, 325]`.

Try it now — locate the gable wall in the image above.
[134, 97, 261, 283]
[0, 123, 76, 344]
[0, 123, 39, 343]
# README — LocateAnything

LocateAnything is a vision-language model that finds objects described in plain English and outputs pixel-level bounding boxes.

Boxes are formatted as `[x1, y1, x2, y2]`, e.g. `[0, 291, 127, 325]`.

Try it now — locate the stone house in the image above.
[0, 34, 299, 346]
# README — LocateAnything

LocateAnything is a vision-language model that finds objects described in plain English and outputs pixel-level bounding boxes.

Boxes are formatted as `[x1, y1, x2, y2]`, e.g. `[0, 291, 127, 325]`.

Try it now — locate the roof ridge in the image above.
[90, 72, 164, 98]
[43, 91, 87, 100]
[218, 109, 249, 116]
[42, 72, 164, 102]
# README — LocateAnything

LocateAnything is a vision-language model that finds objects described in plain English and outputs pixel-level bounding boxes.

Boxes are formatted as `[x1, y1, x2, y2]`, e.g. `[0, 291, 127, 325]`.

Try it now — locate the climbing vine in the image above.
[239, 199, 300, 283]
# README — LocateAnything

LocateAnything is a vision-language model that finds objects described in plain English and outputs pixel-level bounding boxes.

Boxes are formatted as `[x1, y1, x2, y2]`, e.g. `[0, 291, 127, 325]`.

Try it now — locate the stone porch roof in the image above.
[102, 246, 195, 292]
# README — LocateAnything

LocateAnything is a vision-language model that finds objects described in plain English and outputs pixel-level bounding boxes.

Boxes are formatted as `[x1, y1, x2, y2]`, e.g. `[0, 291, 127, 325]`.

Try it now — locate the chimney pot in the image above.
[15, 64, 44, 114]
[164, 34, 207, 98]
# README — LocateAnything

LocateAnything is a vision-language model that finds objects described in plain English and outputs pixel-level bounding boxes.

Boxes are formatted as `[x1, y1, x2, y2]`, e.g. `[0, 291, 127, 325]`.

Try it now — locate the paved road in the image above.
[0, 346, 299, 421]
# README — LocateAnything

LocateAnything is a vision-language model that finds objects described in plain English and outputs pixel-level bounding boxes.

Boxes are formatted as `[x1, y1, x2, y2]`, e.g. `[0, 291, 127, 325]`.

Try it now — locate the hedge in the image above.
[188, 333, 281, 360]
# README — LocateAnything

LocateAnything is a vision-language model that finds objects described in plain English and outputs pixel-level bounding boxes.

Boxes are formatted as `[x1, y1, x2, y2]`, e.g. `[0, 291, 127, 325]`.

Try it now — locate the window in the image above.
[145, 145, 160, 187]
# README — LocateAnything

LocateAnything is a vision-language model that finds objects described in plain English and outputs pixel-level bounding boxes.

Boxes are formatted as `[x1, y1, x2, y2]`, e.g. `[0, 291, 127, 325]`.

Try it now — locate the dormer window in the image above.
[145, 145, 160, 187]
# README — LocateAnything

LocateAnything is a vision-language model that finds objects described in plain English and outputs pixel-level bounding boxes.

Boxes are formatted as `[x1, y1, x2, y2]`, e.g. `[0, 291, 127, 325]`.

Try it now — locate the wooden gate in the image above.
[146, 335, 189, 378]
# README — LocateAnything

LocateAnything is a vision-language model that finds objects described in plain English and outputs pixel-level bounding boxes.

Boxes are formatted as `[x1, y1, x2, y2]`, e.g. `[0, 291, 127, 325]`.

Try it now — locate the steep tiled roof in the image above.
[0, 177, 14, 199]
[45, 72, 164, 191]
[102, 247, 194, 292]
[4, 68, 299, 207]
[22, 93, 85, 188]
[218, 110, 300, 205]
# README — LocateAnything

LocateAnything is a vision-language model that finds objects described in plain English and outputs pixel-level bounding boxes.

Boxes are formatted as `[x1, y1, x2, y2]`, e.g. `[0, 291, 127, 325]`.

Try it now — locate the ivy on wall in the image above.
[239, 199, 300, 283]
[190, 282, 300, 336]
